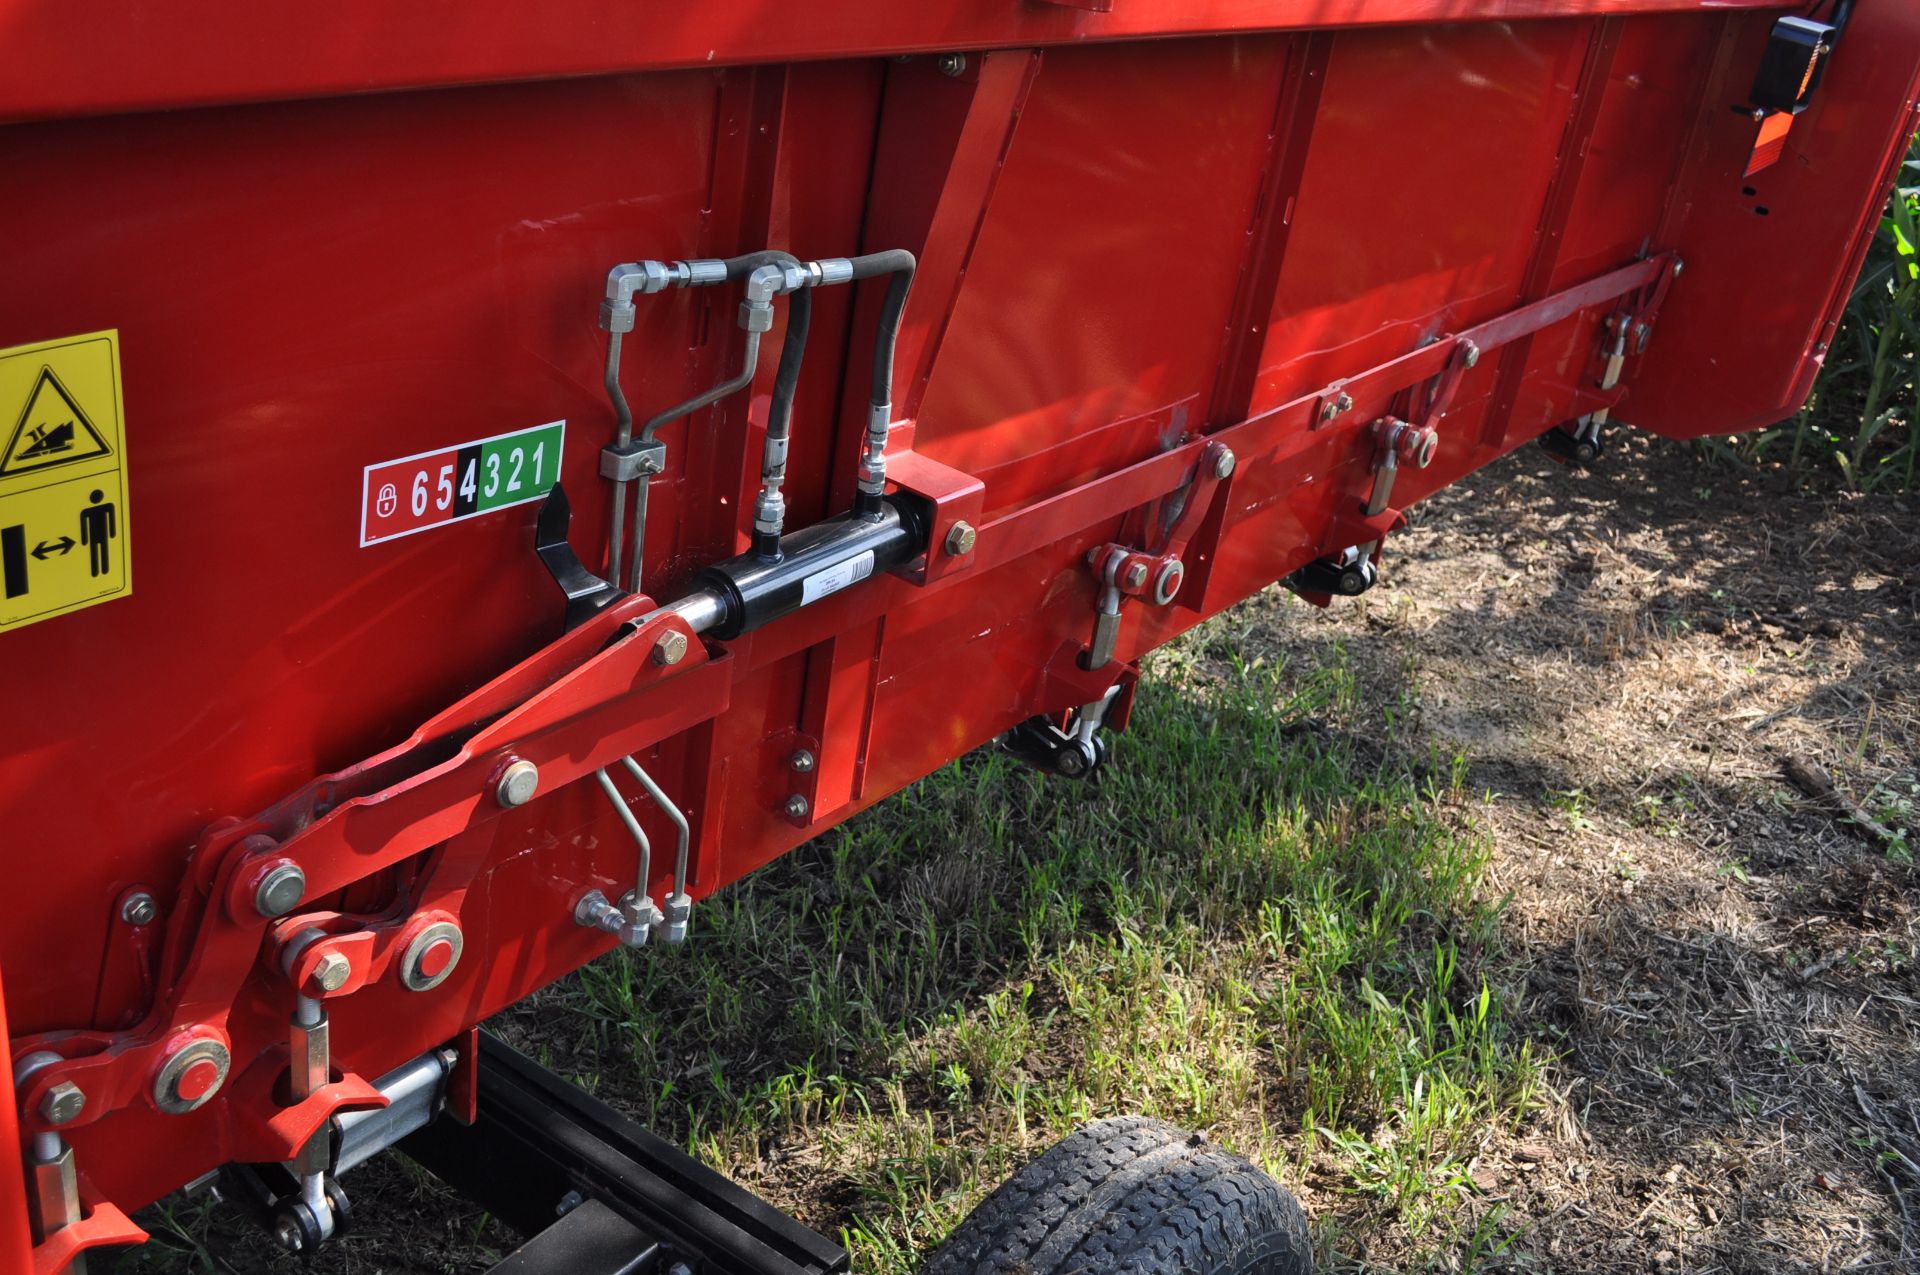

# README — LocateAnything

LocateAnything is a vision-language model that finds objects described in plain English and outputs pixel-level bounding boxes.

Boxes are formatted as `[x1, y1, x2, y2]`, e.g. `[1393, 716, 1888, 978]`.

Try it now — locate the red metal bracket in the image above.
[29, 1184, 145, 1275]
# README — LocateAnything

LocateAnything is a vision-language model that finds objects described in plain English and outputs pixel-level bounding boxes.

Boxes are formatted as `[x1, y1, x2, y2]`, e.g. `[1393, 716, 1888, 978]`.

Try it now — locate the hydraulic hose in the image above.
[754, 285, 811, 559]
[843, 250, 917, 517]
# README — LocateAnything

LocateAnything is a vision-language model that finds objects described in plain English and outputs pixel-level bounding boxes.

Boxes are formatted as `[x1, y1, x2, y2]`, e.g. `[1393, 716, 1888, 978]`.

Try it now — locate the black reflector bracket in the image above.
[1750, 16, 1838, 115]
[1740, 12, 1845, 177]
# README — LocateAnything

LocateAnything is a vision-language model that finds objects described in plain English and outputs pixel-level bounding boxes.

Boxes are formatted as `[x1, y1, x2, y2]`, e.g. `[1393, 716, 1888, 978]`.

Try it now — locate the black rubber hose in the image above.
[768, 287, 811, 448]
[844, 249, 917, 409]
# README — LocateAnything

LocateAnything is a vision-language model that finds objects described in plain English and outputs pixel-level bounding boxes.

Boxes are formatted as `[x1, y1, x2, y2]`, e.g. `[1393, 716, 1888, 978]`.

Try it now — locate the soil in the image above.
[1261, 434, 1920, 1272]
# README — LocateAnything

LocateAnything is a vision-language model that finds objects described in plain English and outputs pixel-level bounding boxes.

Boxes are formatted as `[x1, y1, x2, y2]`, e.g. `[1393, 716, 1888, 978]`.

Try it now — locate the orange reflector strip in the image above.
[1746, 110, 1794, 177]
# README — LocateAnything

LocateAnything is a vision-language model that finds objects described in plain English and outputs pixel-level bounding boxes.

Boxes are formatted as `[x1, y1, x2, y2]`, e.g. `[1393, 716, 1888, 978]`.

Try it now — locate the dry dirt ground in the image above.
[1267, 434, 1920, 1271]
[122, 435, 1919, 1273]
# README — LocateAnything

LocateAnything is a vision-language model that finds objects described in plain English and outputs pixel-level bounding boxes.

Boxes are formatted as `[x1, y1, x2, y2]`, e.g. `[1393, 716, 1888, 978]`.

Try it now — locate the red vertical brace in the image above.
[677, 65, 792, 572]
[676, 66, 791, 901]
[1206, 33, 1334, 428]
[1479, 17, 1623, 449]
[793, 50, 1038, 813]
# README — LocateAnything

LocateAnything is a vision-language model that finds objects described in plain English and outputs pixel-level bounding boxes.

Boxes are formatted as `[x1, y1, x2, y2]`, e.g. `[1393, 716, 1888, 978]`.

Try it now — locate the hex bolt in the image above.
[38, 1081, 85, 1127]
[1212, 448, 1236, 480]
[790, 749, 816, 774]
[120, 892, 158, 926]
[652, 630, 690, 667]
[944, 521, 977, 557]
[495, 758, 539, 808]
[253, 863, 307, 919]
[784, 794, 811, 821]
[311, 952, 352, 993]
[937, 52, 967, 77]
[1123, 562, 1149, 590]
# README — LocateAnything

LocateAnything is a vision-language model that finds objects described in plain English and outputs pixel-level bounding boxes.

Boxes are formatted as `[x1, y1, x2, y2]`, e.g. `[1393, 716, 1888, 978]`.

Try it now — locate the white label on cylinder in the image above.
[801, 549, 874, 605]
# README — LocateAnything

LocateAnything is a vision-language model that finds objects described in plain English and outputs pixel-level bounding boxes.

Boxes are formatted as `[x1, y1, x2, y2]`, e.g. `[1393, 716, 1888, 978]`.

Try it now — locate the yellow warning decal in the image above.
[0, 331, 130, 634]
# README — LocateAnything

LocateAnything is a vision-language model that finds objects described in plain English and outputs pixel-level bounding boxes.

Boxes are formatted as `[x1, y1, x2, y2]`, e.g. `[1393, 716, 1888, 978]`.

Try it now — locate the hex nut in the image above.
[39, 1081, 85, 1126]
[253, 863, 306, 919]
[784, 794, 811, 821]
[937, 52, 967, 77]
[495, 758, 539, 808]
[311, 952, 352, 993]
[1212, 448, 1236, 480]
[944, 521, 977, 557]
[790, 749, 816, 774]
[120, 892, 158, 926]
[652, 630, 690, 667]
[1123, 562, 1150, 590]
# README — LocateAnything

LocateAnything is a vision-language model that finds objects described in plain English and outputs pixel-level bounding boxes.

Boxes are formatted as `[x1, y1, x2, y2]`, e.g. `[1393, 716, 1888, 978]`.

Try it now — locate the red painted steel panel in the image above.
[1, 2, 1916, 1260]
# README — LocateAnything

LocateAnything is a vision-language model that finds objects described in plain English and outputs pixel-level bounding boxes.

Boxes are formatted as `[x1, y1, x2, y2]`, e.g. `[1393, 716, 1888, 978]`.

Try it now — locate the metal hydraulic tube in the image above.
[599, 250, 806, 595]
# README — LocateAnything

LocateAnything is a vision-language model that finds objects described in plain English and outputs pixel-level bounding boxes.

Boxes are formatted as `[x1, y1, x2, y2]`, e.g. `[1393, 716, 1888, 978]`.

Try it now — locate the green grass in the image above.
[529, 611, 1543, 1271]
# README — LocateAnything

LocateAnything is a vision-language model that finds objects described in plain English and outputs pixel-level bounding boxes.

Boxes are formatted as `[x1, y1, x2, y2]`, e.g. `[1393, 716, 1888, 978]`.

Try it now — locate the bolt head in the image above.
[1211, 448, 1236, 480]
[120, 892, 158, 926]
[1123, 562, 1149, 590]
[253, 863, 306, 919]
[311, 952, 352, 993]
[784, 794, 811, 821]
[274, 1217, 305, 1254]
[652, 630, 690, 666]
[944, 521, 977, 557]
[790, 749, 816, 774]
[1462, 341, 1480, 369]
[495, 758, 539, 808]
[39, 1081, 85, 1126]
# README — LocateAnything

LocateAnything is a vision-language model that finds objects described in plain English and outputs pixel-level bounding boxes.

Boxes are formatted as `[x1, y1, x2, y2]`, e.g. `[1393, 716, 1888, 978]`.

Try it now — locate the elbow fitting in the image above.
[599, 260, 677, 332]
[740, 261, 809, 331]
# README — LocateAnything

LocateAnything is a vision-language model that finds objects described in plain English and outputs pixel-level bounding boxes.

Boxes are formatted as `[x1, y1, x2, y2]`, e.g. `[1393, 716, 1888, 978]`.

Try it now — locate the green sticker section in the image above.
[475, 421, 564, 512]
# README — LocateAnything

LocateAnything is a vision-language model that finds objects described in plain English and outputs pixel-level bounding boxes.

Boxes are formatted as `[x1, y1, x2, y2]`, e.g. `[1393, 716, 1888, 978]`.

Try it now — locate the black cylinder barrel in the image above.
[693, 497, 926, 639]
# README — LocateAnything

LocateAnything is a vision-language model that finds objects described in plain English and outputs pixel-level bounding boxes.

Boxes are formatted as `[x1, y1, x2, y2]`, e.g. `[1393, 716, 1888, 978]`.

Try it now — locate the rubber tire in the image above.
[922, 1117, 1312, 1275]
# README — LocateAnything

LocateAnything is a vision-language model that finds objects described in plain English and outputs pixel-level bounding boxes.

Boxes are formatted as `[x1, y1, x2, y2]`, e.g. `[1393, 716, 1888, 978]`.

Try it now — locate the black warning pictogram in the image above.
[1, 365, 112, 477]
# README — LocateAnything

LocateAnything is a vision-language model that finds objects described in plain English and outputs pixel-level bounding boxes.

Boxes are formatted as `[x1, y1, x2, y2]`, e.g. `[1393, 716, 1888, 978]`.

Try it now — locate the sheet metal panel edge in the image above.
[0, 0, 1793, 123]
